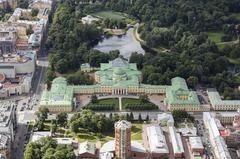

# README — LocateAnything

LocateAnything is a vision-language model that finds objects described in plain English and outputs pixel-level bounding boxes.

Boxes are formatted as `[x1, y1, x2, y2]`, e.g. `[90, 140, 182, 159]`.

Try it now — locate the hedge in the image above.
[125, 103, 158, 110]
[83, 104, 115, 110]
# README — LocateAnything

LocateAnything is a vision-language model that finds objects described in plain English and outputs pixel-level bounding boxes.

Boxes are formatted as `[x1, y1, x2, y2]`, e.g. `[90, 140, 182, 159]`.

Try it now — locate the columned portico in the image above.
[112, 88, 128, 95]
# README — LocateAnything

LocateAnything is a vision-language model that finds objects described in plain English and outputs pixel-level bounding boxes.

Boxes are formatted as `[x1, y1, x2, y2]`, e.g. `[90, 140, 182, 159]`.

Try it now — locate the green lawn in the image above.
[131, 124, 142, 140]
[98, 98, 119, 107]
[206, 31, 224, 43]
[122, 98, 155, 108]
[75, 132, 114, 143]
[74, 123, 142, 143]
[43, 120, 143, 143]
[92, 11, 127, 21]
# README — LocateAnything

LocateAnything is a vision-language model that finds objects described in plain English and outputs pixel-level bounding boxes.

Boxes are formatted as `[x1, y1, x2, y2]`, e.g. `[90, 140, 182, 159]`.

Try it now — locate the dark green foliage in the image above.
[34, 107, 49, 131]
[172, 110, 194, 123]
[103, 18, 127, 29]
[83, 104, 115, 111]
[90, 95, 98, 104]
[130, 112, 134, 121]
[18, 0, 29, 9]
[66, 71, 93, 85]
[31, 8, 39, 17]
[24, 137, 75, 159]
[26, 25, 34, 35]
[56, 112, 68, 127]
[138, 113, 143, 123]
[125, 103, 158, 110]
[68, 110, 114, 133]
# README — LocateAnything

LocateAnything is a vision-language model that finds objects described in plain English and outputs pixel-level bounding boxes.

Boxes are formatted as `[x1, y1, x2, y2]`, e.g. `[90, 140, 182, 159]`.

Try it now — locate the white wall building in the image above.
[203, 112, 232, 159]
[146, 126, 169, 158]
[0, 102, 16, 141]
[169, 126, 184, 157]
[81, 15, 99, 24]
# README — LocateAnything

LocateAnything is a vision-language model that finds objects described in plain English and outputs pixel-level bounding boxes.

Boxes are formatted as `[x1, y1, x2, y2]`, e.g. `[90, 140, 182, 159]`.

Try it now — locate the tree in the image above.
[45, 68, 56, 89]
[126, 113, 130, 121]
[18, 0, 29, 9]
[51, 120, 57, 134]
[70, 120, 79, 133]
[26, 25, 34, 35]
[172, 110, 189, 122]
[36, 107, 49, 121]
[24, 137, 75, 159]
[56, 112, 68, 127]
[31, 8, 39, 17]
[146, 114, 149, 122]
[187, 76, 199, 88]
[90, 95, 98, 104]
[35, 120, 44, 131]
[139, 94, 149, 103]
[109, 113, 113, 120]
[66, 71, 93, 85]
[130, 112, 134, 121]
[24, 143, 35, 159]
[138, 113, 143, 123]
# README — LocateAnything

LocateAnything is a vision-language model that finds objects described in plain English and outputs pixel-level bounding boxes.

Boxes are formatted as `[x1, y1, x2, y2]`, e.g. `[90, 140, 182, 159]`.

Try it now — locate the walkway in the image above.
[134, 23, 145, 43]
[119, 97, 122, 111]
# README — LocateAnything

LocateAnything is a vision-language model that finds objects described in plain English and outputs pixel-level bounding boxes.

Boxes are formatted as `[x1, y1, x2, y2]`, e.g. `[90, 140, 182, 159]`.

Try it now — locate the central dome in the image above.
[112, 68, 127, 81]
[114, 68, 125, 75]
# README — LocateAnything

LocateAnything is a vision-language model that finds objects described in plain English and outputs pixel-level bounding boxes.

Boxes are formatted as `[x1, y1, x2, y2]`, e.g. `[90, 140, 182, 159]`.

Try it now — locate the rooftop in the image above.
[79, 141, 95, 155]
[214, 136, 232, 159]
[31, 131, 51, 142]
[165, 77, 200, 106]
[189, 137, 204, 150]
[178, 127, 197, 137]
[100, 140, 146, 154]
[0, 134, 9, 149]
[146, 126, 169, 154]
[207, 89, 240, 106]
[115, 120, 131, 129]
[0, 102, 14, 128]
[169, 126, 184, 154]
[157, 113, 174, 124]
[40, 77, 74, 106]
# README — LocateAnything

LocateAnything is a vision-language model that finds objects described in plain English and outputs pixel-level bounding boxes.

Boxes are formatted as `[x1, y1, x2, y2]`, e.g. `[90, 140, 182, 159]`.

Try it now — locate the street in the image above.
[12, 124, 28, 159]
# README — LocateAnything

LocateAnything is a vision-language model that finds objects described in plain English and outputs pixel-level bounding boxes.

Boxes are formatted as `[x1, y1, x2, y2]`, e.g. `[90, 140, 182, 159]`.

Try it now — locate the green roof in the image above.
[40, 58, 201, 109]
[207, 90, 240, 106]
[95, 57, 141, 87]
[165, 77, 200, 106]
[40, 77, 73, 106]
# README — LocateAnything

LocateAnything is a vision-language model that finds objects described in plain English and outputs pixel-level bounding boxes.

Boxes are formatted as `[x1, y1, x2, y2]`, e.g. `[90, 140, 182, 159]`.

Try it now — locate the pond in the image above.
[94, 28, 145, 59]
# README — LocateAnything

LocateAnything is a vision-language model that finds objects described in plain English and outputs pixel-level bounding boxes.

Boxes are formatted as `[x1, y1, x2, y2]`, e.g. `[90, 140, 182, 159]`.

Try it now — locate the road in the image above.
[12, 124, 28, 159]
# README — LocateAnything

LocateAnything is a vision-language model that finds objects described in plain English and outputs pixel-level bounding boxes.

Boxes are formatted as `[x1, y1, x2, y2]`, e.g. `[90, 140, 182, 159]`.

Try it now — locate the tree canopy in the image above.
[24, 137, 75, 159]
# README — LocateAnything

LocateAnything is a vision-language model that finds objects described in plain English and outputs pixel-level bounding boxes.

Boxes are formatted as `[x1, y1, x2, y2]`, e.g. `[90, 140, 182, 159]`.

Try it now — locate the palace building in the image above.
[40, 58, 203, 112]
